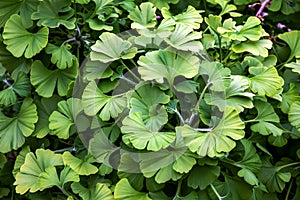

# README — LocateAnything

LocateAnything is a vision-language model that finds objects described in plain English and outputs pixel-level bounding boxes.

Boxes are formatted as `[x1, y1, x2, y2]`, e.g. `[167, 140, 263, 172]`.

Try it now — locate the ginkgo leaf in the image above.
[30, 60, 78, 98]
[49, 98, 82, 139]
[278, 30, 300, 61]
[3, 14, 49, 58]
[0, 98, 38, 153]
[177, 106, 245, 157]
[285, 60, 300, 74]
[149, 0, 179, 10]
[138, 50, 199, 85]
[130, 84, 170, 131]
[289, 101, 300, 132]
[91, 32, 137, 63]
[38, 166, 79, 190]
[0, 0, 38, 28]
[45, 43, 78, 69]
[250, 101, 282, 136]
[128, 2, 157, 29]
[199, 61, 231, 92]
[121, 112, 175, 151]
[71, 182, 114, 200]
[162, 6, 203, 29]
[232, 39, 272, 57]
[114, 178, 151, 200]
[14, 149, 63, 194]
[188, 165, 220, 190]
[33, 96, 61, 138]
[82, 81, 128, 121]
[62, 151, 98, 176]
[31, 0, 76, 29]
[249, 65, 284, 97]
[12, 146, 31, 177]
[165, 24, 203, 52]
[205, 75, 254, 112]
[0, 72, 31, 106]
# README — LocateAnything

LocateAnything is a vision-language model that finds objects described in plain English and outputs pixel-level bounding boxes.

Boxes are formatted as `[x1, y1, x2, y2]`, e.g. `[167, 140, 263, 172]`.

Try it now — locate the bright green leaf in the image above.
[128, 2, 157, 29]
[289, 101, 300, 132]
[114, 178, 151, 200]
[91, 32, 137, 63]
[31, 0, 76, 29]
[278, 30, 300, 61]
[46, 44, 78, 69]
[62, 151, 98, 176]
[121, 112, 175, 151]
[71, 182, 114, 200]
[3, 14, 49, 58]
[249, 65, 283, 97]
[14, 149, 63, 194]
[177, 106, 245, 157]
[188, 165, 220, 190]
[0, 98, 38, 153]
[138, 50, 199, 85]
[149, 0, 179, 10]
[281, 83, 300, 113]
[30, 60, 77, 98]
[232, 39, 272, 57]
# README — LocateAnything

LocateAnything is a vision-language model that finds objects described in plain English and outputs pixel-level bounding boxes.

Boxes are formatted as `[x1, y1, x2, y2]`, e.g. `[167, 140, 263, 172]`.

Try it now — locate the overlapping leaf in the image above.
[30, 60, 78, 98]
[128, 2, 157, 29]
[114, 178, 151, 200]
[289, 101, 300, 132]
[91, 32, 137, 63]
[177, 106, 245, 157]
[49, 98, 82, 139]
[121, 112, 175, 151]
[46, 44, 78, 70]
[165, 24, 203, 52]
[0, 98, 38, 153]
[138, 50, 199, 85]
[232, 39, 273, 57]
[14, 149, 63, 194]
[250, 101, 283, 136]
[31, 0, 76, 29]
[0, 72, 31, 106]
[281, 83, 300, 113]
[72, 182, 113, 200]
[278, 30, 300, 61]
[3, 14, 49, 58]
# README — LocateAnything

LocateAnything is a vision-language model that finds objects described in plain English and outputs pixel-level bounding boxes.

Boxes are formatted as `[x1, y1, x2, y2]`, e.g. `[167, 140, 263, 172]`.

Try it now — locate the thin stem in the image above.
[176, 179, 183, 196]
[194, 82, 211, 116]
[119, 75, 137, 86]
[210, 184, 226, 200]
[243, 119, 258, 123]
[285, 178, 294, 200]
[173, 108, 185, 125]
[2, 78, 12, 87]
[62, 37, 77, 46]
[276, 162, 300, 171]
[194, 127, 213, 132]
[53, 147, 77, 153]
[218, 36, 222, 62]
[255, 0, 271, 18]
[120, 59, 141, 82]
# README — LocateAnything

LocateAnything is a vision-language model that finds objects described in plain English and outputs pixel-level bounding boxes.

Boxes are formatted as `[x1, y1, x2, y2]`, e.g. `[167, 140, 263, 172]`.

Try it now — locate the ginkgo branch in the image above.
[210, 184, 227, 200]
[2, 77, 12, 88]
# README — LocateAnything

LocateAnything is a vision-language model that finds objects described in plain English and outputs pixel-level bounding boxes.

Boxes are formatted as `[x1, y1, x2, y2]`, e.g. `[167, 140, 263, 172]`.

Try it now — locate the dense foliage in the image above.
[1, 0, 300, 199]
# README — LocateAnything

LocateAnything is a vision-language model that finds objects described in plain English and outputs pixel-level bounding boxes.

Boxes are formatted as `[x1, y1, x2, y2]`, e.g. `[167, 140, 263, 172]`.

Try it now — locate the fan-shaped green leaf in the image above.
[177, 106, 245, 157]
[91, 32, 137, 63]
[114, 178, 151, 200]
[232, 39, 272, 57]
[82, 81, 127, 120]
[121, 112, 175, 151]
[31, 0, 76, 29]
[0, 0, 38, 28]
[289, 101, 300, 132]
[30, 60, 78, 98]
[71, 182, 114, 200]
[3, 14, 49, 58]
[12, 146, 30, 177]
[199, 61, 231, 92]
[130, 84, 170, 131]
[278, 30, 300, 61]
[49, 98, 82, 139]
[165, 24, 203, 52]
[162, 6, 203, 29]
[0, 98, 38, 153]
[38, 166, 79, 190]
[0, 72, 31, 106]
[46, 44, 78, 69]
[149, 0, 179, 10]
[249, 65, 283, 97]
[62, 151, 98, 176]
[33, 96, 61, 138]
[205, 75, 254, 112]
[280, 83, 300, 114]
[138, 50, 199, 85]
[14, 149, 63, 194]
[285, 60, 300, 74]
[188, 165, 220, 190]
[128, 2, 157, 29]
